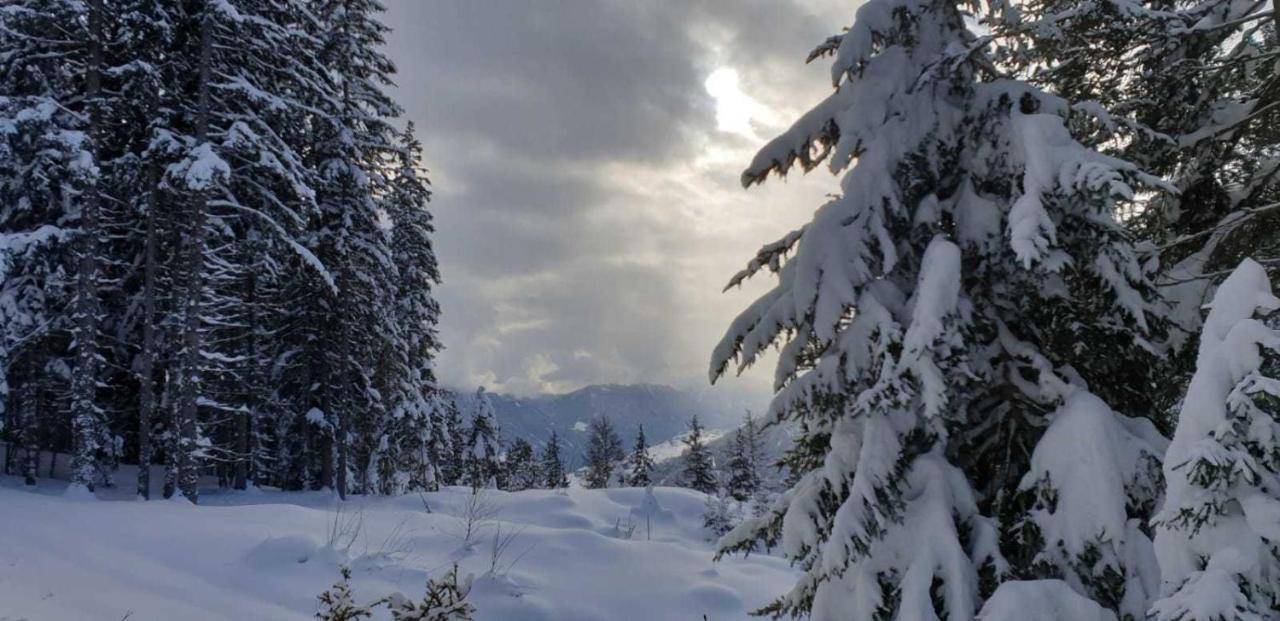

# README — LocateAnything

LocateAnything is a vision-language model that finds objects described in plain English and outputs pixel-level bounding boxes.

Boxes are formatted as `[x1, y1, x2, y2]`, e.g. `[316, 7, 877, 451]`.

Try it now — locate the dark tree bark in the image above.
[69, 0, 105, 493]
[177, 8, 213, 504]
[137, 166, 161, 500]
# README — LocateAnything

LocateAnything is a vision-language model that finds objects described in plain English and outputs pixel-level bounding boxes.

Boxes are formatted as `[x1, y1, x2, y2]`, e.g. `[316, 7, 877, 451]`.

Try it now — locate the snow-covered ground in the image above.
[0, 475, 795, 621]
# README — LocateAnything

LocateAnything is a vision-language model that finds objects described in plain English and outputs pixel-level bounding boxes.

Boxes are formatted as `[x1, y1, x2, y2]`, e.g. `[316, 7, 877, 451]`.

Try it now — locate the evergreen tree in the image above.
[163, 0, 337, 503]
[465, 388, 501, 489]
[710, 0, 1172, 616]
[702, 491, 734, 540]
[370, 391, 436, 495]
[439, 391, 468, 486]
[305, 0, 407, 499]
[0, 0, 108, 494]
[1002, 0, 1280, 281]
[1151, 259, 1280, 620]
[0, 91, 84, 487]
[503, 437, 541, 492]
[0, 0, 442, 501]
[583, 415, 623, 489]
[383, 122, 442, 492]
[998, 0, 1280, 407]
[1014, 390, 1167, 617]
[316, 567, 375, 621]
[624, 425, 654, 488]
[424, 391, 453, 488]
[723, 413, 762, 502]
[540, 431, 569, 489]
[680, 416, 716, 495]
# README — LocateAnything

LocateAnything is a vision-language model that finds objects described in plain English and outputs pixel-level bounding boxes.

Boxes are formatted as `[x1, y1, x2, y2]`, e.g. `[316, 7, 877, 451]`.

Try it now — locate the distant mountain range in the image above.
[450, 383, 762, 468]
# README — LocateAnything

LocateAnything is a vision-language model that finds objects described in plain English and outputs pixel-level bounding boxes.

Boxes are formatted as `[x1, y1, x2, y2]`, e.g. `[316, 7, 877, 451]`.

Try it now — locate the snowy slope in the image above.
[0, 475, 795, 621]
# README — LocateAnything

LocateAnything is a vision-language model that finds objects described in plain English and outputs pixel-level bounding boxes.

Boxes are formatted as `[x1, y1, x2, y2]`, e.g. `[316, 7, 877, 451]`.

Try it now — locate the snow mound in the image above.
[243, 535, 328, 568]
[979, 580, 1118, 621]
[685, 582, 743, 610]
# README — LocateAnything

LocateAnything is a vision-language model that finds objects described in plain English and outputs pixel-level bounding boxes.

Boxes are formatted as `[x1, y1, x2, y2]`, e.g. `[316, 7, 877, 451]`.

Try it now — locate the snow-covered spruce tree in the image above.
[465, 388, 502, 489]
[1124, 2, 1279, 394]
[541, 431, 569, 489]
[367, 392, 434, 495]
[724, 413, 763, 502]
[709, 0, 1173, 617]
[0, 0, 109, 493]
[437, 391, 468, 486]
[422, 391, 453, 488]
[994, 0, 1279, 350]
[625, 425, 654, 488]
[704, 491, 736, 540]
[0, 0, 438, 497]
[504, 438, 541, 491]
[681, 415, 717, 495]
[316, 565, 475, 621]
[303, 0, 404, 499]
[1150, 258, 1280, 620]
[166, 0, 355, 499]
[103, 0, 189, 500]
[354, 121, 440, 496]
[387, 121, 441, 390]
[0, 94, 83, 487]
[1015, 390, 1168, 617]
[584, 415, 624, 489]
[369, 391, 443, 495]
[161, 0, 333, 503]
[381, 122, 443, 493]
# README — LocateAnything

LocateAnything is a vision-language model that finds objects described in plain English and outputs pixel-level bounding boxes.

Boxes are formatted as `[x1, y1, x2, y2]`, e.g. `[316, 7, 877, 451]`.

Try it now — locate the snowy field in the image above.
[0, 475, 795, 621]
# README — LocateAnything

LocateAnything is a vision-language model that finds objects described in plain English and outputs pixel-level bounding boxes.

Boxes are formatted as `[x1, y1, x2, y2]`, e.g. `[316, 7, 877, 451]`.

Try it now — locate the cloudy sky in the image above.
[382, 1, 851, 399]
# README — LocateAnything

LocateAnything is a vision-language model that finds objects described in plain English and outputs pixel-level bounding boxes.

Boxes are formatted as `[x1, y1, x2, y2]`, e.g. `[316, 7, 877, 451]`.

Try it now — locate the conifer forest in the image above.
[2, 1, 1280, 620]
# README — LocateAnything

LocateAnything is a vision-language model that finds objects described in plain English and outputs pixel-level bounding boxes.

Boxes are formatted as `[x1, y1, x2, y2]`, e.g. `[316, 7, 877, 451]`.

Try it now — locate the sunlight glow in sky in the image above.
[383, 1, 847, 398]
[704, 68, 773, 140]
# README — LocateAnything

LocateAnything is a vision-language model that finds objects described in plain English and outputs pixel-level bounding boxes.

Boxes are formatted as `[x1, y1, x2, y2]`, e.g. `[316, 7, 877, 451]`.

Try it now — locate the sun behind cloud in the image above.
[704, 67, 774, 140]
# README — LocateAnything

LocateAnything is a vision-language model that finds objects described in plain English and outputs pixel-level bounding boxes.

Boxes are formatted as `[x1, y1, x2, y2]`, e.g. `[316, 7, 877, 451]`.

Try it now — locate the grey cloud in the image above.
[438, 261, 683, 394]
[383, 0, 849, 396]
[389, 1, 714, 164]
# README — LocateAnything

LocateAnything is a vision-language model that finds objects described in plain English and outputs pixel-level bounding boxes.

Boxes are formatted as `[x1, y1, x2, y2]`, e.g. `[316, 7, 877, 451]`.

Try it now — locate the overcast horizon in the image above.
[383, 0, 852, 398]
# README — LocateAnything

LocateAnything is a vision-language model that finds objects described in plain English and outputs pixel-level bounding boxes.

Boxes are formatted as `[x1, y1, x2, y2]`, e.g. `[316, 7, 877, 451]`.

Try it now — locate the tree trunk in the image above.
[22, 446, 37, 486]
[232, 241, 260, 491]
[23, 382, 37, 486]
[177, 9, 213, 504]
[335, 315, 348, 500]
[69, 0, 105, 493]
[320, 433, 334, 492]
[137, 166, 160, 500]
[232, 406, 249, 490]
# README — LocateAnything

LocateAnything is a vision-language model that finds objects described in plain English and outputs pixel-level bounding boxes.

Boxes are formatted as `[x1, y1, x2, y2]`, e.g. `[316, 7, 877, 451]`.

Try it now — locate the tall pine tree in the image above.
[723, 413, 762, 502]
[465, 388, 501, 489]
[541, 431, 568, 489]
[583, 416, 623, 489]
[624, 425, 653, 488]
[681, 416, 716, 495]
